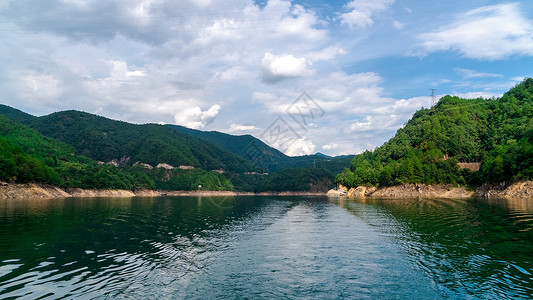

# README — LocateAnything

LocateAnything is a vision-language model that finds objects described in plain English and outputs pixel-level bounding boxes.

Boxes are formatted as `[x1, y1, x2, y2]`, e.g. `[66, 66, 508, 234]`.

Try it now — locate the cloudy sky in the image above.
[1, 0, 532, 156]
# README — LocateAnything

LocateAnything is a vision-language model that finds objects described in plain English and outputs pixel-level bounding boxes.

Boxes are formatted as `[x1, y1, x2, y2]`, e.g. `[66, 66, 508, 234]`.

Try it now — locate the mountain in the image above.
[336, 78, 533, 189]
[167, 124, 287, 171]
[13, 110, 256, 173]
[0, 115, 154, 189]
[168, 124, 353, 173]
[0, 105, 352, 192]
[0, 104, 36, 124]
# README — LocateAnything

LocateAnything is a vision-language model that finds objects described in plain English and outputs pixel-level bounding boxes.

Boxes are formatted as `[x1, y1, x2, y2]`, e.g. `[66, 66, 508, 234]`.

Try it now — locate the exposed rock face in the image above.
[133, 190, 161, 197]
[338, 184, 348, 192]
[0, 182, 71, 199]
[133, 162, 153, 170]
[335, 181, 533, 199]
[0, 183, 160, 199]
[327, 189, 345, 196]
[473, 181, 533, 198]
[156, 163, 175, 170]
[340, 184, 473, 198]
[347, 186, 376, 197]
[107, 156, 131, 167]
[66, 188, 136, 197]
[457, 162, 481, 172]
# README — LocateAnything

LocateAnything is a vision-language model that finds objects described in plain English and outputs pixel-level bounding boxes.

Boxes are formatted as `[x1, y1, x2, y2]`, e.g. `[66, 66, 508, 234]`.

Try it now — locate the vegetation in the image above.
[168, 125, 354, 173]
[229, 167, 334, 192]
[336, 78, 533, 189]
[17, 111, 255, 173]
[0, 115, 154, 189]
[0, 106, 348, 192]
[4, 79, 530, 192]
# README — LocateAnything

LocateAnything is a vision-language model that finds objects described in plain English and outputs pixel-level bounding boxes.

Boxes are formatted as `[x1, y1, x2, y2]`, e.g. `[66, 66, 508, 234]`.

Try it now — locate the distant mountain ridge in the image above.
[0, 107, 255, 173]
[168, 124, 352, 172]
[0, 104, 352, 192]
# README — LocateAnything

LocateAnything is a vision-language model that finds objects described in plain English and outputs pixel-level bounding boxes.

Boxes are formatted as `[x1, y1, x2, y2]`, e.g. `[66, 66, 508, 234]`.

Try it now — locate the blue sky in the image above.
[1, 0, 532, 156]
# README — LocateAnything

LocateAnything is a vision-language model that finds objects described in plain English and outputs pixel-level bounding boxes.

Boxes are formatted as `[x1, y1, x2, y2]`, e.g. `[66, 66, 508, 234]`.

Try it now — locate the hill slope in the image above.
[168, 124, 353, 173]
[0, 115, 154, 189]
[336, 78, 533, 188]
[0, 105, 351, 192]
[0, 105, 36, 124]
[16, 110, 255, 173]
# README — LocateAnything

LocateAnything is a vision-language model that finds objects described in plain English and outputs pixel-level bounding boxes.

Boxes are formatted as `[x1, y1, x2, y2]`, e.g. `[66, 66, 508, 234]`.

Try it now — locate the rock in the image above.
[156, 163, 175, 170]
[347, 186, 367, 197]
[327, 189, 346, 197]
[345, 184, 472, 198]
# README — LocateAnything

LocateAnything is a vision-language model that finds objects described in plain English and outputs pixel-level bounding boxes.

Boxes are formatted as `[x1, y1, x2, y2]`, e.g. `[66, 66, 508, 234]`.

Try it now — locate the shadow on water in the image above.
[332, 197, 533, 299]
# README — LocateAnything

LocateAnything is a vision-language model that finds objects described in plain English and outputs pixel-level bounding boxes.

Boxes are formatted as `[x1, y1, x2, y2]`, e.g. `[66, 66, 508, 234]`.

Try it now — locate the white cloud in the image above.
[419, 3, 533, 60]
[455, 68, 502, 79]
[284, 138, 316, 156]
[350, 116, 372, 132]
[227, 123, 259, 133]
[260, 52, 314, 84]
[322, 143, 339, 150]
[341, 0, 395, 29]
[21, 72, 63, 101]
[174, 104, 220, 129]
[392, 20, 403, 30]
[215, 66, 250, 81]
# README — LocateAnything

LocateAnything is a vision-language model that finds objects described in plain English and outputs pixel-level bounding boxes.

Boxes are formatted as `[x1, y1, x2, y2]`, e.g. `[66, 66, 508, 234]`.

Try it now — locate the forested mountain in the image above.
[0, 105, 351, 192]
[168, 124, 353, 173]
[0, 115, 154, 189]
[0, 108, 256, 173]
[336, 78, 533, 189]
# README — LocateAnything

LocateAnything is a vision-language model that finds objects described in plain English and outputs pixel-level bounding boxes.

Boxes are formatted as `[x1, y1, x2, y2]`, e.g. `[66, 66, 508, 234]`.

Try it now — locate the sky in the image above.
[1, 0, 532, 156]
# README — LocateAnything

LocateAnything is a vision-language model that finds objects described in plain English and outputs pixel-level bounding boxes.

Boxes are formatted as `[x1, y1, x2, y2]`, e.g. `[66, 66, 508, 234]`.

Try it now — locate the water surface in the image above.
[0, 196, 532, 299]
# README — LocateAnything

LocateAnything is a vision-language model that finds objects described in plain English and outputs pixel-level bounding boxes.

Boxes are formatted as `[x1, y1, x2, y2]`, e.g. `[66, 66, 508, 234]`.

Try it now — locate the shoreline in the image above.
[1, 181, 532, 200]
[328, 181, 533, 199]
[0, 182, 326, 199]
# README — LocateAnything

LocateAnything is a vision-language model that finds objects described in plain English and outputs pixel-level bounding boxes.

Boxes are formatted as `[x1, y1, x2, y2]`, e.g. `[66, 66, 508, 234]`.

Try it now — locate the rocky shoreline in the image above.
[0, 182, 325, 199]
[327, 181, 533, 199]
[2, 181, 532, 200]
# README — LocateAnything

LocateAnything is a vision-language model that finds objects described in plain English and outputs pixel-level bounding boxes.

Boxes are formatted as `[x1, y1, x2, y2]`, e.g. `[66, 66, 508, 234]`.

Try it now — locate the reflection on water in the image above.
[334, 197, 533, 299]
[0, 196, 532, 299]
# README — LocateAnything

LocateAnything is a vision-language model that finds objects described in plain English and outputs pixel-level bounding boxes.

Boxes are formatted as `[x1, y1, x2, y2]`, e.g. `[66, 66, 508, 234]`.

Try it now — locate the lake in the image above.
[1, 196, 532, 299]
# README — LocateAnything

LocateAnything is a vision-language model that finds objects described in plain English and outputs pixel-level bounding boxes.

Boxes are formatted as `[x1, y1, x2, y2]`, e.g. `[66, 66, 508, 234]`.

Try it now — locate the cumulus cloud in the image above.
[418, 3, 533, 60]
[21, 72, 63, 101]
[174, 104, 220, 129]
[260, 52, 314, 84]
[284, 138, 316, 156]
[341, 0, 395, 29]
[227, 123, 259, 133]
[322, 143, 339, 151]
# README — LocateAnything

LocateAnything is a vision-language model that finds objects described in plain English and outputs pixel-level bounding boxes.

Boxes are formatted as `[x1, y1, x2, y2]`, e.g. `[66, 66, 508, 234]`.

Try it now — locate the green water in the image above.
[0, 196, 532, 299]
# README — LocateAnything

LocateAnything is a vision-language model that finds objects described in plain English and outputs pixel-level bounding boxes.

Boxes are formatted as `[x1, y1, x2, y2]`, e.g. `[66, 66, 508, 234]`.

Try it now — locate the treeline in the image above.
[336, 78, 533, 189]
[230, 167, 334, 192]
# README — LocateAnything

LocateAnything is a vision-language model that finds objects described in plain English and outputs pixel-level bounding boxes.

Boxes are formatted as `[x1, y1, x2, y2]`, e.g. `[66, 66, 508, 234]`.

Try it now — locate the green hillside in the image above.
[336, 78, 533, 189]
[0, 105, 36, 124]
[168, 124, 353, 173]
[20, 110, 255, 173]
[0, 105, 351, 192]
[0, 115, 154, 189]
